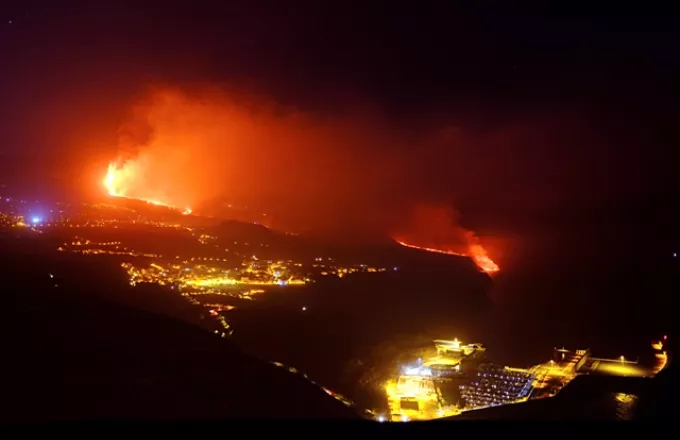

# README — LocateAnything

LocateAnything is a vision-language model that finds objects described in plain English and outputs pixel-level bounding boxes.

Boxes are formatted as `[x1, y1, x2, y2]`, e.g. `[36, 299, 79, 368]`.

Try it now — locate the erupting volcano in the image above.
[393, 205, 500, 274]
[103, 161, 192, 215]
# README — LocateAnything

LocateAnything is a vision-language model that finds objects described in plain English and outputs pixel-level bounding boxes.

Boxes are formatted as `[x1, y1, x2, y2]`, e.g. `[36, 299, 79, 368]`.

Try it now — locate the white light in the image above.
[401, 415, 410, 422]
[376, 415, 386, 422]
[302, 306, 306, 311]
[31, 216, 41, 224]
[49, 273, 54, 278]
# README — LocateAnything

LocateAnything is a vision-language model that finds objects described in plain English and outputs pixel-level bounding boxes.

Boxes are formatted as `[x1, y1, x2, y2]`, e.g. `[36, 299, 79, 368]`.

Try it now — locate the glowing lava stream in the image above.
[103, 162, 192, 215]
[393, 238, 500, 274]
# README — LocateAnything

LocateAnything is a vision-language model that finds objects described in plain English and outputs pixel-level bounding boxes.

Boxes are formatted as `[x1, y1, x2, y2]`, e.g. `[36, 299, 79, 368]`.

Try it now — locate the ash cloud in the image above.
[111, 85, 416, 235]
[108, 84, 626, 247]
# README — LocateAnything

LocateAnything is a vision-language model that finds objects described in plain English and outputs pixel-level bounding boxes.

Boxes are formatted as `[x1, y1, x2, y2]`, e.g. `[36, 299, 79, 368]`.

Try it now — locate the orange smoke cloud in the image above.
[102, 85, 409, 231]
[393, 205, 500, 274]
[101, 85, 508, 256]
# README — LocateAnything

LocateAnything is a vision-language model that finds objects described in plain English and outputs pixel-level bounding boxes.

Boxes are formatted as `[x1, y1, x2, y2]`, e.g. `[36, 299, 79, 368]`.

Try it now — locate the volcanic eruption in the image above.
[103, 160, 192, 215]
[98, 85, 412, 231]
[393, 205, 500, 274]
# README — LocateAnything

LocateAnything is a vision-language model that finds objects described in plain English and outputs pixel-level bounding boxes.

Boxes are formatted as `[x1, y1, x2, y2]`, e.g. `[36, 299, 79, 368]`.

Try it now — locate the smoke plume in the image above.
[107, 85, 415, 235]
[104, 83, 593, 255]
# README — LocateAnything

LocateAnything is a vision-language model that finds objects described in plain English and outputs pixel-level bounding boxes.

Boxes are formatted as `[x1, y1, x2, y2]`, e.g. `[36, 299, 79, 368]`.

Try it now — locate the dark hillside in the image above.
[1, 236, 359, 422]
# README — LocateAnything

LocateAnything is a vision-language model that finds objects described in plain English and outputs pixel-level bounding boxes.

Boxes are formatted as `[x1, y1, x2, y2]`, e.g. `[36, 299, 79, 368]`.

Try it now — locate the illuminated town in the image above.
[0, 196, 392, 334]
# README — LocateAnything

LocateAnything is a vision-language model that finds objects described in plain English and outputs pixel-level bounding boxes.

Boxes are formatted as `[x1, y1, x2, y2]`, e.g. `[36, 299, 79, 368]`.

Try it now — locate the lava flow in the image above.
[103, 162, 192, 215]
[393, 237, 500, 274]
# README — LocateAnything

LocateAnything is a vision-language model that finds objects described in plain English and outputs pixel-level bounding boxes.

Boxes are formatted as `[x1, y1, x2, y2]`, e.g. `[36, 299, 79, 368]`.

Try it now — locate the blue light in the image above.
[31, 216, 41, 224]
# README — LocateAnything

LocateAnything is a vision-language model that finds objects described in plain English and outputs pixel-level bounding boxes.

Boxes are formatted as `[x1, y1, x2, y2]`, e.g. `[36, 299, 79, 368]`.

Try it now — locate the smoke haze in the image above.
[1, 7, 674, 252]
[102, 83, 647, 249]
[107, 85, 437, 237]
[107, 85, 506, 263]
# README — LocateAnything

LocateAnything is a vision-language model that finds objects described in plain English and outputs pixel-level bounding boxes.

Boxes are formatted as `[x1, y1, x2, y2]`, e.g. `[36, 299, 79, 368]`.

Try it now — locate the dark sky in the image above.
[1, 2, 678, 244]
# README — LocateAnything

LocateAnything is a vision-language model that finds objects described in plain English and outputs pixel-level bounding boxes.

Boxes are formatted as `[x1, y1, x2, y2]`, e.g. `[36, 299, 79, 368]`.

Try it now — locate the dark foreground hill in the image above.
[1, 238, 360, 422]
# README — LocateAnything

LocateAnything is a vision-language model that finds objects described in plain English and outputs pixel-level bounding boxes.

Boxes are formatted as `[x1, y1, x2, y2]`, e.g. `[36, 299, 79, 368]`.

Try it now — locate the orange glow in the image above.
[466, 242, 501, 274]
[394, 236, 500, 274]
[103, 161, 192, 215]
[393, 238, 467, 257]
[90, 86, 419, 233]
[393, 205, 500, 274]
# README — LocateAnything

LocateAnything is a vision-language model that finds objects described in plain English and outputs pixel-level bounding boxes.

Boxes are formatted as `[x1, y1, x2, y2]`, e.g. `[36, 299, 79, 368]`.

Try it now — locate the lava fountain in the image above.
[103, 161, 192, 215]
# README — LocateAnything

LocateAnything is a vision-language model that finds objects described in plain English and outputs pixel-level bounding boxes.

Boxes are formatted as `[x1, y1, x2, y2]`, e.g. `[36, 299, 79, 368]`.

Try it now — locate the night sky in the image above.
[1, 3, 678, 250]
